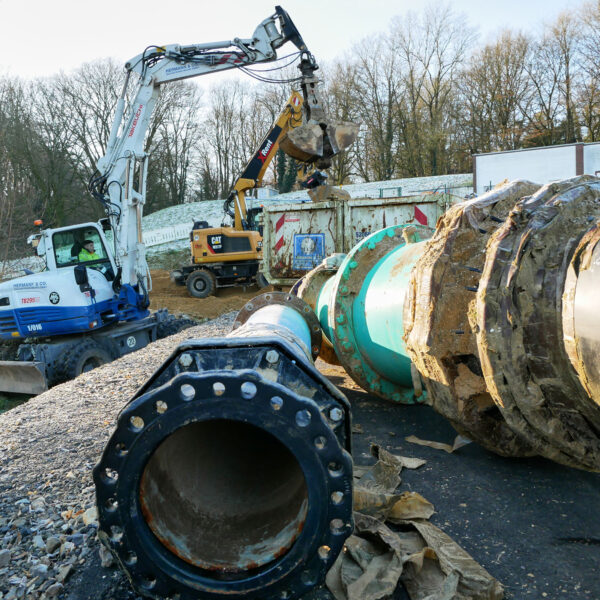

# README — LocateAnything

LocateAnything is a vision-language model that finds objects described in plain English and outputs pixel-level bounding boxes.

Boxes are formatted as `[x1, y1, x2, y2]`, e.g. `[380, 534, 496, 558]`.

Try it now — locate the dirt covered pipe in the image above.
[300, 176, 600, 470]
[94, 292, 353, 599]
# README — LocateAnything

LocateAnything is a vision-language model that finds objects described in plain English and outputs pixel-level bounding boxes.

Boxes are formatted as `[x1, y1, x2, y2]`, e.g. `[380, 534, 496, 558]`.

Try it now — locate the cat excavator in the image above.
[171, 55, 358, 298]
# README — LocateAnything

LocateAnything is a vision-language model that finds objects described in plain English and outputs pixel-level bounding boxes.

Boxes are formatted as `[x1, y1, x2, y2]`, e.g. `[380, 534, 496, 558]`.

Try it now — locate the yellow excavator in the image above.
[171, 54, 358, 298]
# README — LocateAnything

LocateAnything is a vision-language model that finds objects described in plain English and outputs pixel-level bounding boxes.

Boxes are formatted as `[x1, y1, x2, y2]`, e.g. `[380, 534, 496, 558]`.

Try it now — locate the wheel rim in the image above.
[193, 278, 207, 292]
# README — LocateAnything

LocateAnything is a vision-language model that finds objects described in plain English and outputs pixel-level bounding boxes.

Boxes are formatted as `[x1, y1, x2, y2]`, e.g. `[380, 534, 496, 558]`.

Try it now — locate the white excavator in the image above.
[0, 6, 352, 394]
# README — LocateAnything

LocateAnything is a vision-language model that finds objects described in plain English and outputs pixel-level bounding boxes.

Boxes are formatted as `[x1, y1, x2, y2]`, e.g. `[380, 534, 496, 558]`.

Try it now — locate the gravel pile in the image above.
[0, 313, 236, 600]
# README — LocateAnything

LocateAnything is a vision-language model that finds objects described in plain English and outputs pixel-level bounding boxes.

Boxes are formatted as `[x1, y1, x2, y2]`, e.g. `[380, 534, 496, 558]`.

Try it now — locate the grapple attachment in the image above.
[280, 121, 359, 169]
[280, 55, 358, 170]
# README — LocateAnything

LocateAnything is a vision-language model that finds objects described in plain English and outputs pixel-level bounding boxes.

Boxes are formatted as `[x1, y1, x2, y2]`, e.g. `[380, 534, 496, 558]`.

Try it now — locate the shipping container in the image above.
[262, 194, 451, 286]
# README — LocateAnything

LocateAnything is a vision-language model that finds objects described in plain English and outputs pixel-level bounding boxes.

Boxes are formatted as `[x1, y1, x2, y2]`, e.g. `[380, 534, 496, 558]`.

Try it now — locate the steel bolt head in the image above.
[266, 350, 279, 364]
[178, 353, 193, 367]
[329, 407, 343, 422]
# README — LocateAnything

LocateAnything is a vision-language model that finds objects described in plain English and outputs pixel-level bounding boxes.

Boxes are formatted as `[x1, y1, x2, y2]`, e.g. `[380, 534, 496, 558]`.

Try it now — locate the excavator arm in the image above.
[225, 90, 304, 230]
[89, 6, 308, 291]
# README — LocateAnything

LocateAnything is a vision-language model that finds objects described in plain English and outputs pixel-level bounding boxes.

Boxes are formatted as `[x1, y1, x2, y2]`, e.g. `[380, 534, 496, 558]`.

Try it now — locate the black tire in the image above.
[186, 269, 216, 298]
[256, 272, 269, 289]
[61, 339, 111, 382]
[157, 317, 197, 339]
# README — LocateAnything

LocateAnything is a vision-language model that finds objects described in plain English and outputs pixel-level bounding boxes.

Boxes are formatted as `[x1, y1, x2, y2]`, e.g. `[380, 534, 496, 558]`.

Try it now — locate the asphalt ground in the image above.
[67, 363, 600, 600]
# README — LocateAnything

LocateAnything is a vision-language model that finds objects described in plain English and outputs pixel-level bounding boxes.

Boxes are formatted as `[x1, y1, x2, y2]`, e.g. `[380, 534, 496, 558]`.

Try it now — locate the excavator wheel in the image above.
[61, 339, 111, 382]
[186, 269, 216, 299]
[157, 317, 197, 339]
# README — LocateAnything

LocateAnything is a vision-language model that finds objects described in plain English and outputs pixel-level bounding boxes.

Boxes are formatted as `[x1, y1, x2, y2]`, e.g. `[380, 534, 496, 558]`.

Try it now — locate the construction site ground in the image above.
[148, 269, 265, 321]
[0, 273, 598, 599]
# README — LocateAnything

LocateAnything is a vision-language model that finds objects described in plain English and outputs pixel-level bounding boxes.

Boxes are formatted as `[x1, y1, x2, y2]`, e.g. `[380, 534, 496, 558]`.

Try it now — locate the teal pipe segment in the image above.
[313, 225, 433, 403]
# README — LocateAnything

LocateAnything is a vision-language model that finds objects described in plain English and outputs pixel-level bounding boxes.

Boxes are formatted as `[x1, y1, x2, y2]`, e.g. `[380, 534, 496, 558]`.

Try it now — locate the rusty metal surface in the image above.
[476, 176, 600, 470]
[139, 420, 309, 572]
[403, 180, 541, 457]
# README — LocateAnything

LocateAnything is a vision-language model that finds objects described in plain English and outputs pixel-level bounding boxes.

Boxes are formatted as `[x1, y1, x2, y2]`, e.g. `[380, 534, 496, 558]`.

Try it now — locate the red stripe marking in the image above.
[276, 214, 285, 233]
[274, 237, 284, 252]
[207, 244, 216, 254]
[414, 206, 428, 225]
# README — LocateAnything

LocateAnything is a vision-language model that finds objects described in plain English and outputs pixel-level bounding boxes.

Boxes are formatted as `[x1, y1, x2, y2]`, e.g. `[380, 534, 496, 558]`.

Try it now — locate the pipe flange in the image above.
[94, 370, 353, 600]
[233, 292, 322, 360]
[330, 224, 433, 402]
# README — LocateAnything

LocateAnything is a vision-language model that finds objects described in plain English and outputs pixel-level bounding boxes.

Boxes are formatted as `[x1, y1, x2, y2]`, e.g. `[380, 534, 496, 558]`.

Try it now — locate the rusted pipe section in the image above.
[405, 175, 600, 470]
[473, 177, 600, 470]
[94, 292, 353, 599]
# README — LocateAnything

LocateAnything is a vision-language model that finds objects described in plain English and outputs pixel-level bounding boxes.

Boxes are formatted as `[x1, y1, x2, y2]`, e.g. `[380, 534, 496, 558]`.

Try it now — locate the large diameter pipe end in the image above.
[94, 338, 352, 599]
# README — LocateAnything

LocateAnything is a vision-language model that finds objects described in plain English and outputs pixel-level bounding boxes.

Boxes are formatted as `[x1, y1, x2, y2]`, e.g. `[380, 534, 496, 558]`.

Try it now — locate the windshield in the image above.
[52, 227, 109, 268]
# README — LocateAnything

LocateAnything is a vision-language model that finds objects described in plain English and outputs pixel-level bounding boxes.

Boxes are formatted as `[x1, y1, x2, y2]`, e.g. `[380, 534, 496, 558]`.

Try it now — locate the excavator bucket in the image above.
[0, 361, 48, 395]
[280, 121, 359, 167]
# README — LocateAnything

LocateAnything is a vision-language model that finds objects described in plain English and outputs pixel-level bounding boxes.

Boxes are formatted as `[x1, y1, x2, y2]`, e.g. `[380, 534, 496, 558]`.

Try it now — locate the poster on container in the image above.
[292, 233, 325, 270]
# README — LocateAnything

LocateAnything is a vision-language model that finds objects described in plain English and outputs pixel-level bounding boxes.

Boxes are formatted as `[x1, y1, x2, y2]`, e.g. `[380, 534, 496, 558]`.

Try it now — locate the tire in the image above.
[61, 339, 111, 382]
[186, 270, 216, 298]
[157, 317, 197, 339]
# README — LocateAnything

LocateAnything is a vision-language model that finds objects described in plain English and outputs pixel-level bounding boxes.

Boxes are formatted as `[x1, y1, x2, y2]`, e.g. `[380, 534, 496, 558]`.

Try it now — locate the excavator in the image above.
[172, 55, 358, 298]
[0, 6, 355, 394]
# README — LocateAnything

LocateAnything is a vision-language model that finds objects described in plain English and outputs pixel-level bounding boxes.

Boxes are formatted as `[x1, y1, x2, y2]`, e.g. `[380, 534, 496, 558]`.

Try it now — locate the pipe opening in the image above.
[139, 420, 308, 577]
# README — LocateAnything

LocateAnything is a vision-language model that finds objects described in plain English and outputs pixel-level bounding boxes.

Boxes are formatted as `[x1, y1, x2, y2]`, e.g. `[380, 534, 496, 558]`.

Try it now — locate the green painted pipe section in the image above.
[351, 241, 426, 387]
[315, 275, 336, 343]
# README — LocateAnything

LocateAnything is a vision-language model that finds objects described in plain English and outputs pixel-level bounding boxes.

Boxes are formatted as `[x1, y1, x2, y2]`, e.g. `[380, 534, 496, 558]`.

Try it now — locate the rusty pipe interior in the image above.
[139, 419, 308, 577]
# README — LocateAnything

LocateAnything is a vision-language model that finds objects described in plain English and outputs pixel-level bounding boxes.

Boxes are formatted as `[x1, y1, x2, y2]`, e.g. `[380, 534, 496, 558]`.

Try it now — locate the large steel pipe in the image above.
[299, 225, 434, 404]
[475, 177, 600, 470]
[94, 292, 353, 599]
[299, 177, 600, 470]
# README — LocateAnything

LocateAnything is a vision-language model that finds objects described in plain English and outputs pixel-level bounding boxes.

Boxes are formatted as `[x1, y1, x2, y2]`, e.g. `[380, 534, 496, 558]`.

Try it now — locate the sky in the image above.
[0, 0, 584, 80]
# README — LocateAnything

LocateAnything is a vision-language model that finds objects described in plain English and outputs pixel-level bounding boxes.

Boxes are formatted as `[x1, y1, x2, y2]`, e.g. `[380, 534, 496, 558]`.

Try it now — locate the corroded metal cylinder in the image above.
[94, 292, 353, 599]
[475, 177, 600, 470]
[406, 176, 600, 470]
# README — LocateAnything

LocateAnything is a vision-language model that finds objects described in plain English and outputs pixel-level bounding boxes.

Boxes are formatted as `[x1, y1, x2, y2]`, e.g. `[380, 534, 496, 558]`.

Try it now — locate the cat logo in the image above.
[208, 235, 223, 252]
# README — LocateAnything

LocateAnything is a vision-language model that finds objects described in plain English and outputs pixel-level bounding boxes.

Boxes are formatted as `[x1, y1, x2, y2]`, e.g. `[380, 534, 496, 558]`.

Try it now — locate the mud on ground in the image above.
[148, 269, 273, 321]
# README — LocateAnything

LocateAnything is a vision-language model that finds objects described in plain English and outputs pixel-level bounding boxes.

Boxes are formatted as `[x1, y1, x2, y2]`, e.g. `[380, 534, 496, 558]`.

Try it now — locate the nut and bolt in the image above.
[329, 407, 343, 422]
[178, 353, 193, 367]
[266, 350, 280, 364]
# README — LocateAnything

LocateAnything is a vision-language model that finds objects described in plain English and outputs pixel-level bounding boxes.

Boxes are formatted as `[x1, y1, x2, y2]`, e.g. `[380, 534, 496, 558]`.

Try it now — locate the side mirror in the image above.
[74, 265, 89, 286]
[99, 218, 111, 232]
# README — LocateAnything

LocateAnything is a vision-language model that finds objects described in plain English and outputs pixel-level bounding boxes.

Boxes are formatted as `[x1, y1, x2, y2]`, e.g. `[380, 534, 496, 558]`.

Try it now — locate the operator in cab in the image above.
[79, 240, 100, 262]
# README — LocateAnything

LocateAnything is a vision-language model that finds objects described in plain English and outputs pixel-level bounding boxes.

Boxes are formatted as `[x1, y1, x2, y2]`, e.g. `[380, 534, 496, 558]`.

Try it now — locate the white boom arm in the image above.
[90, 6, 308, 292]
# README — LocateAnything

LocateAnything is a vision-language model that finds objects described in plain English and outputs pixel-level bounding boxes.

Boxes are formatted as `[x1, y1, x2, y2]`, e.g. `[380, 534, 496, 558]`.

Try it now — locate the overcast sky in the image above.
[0, 0, 585, 80]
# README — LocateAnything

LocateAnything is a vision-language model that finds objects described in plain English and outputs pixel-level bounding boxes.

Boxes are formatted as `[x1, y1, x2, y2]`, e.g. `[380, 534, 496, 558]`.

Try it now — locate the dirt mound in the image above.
[149, 270, 271, 320]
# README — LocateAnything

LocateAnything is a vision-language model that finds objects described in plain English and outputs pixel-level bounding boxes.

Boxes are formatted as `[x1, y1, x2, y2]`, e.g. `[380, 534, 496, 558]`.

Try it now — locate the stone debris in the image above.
[0, 313, 235, 599]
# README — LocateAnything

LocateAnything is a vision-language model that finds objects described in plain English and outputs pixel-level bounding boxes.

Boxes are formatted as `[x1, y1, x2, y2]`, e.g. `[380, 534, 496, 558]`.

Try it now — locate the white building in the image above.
[473, 142, 600, 195]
